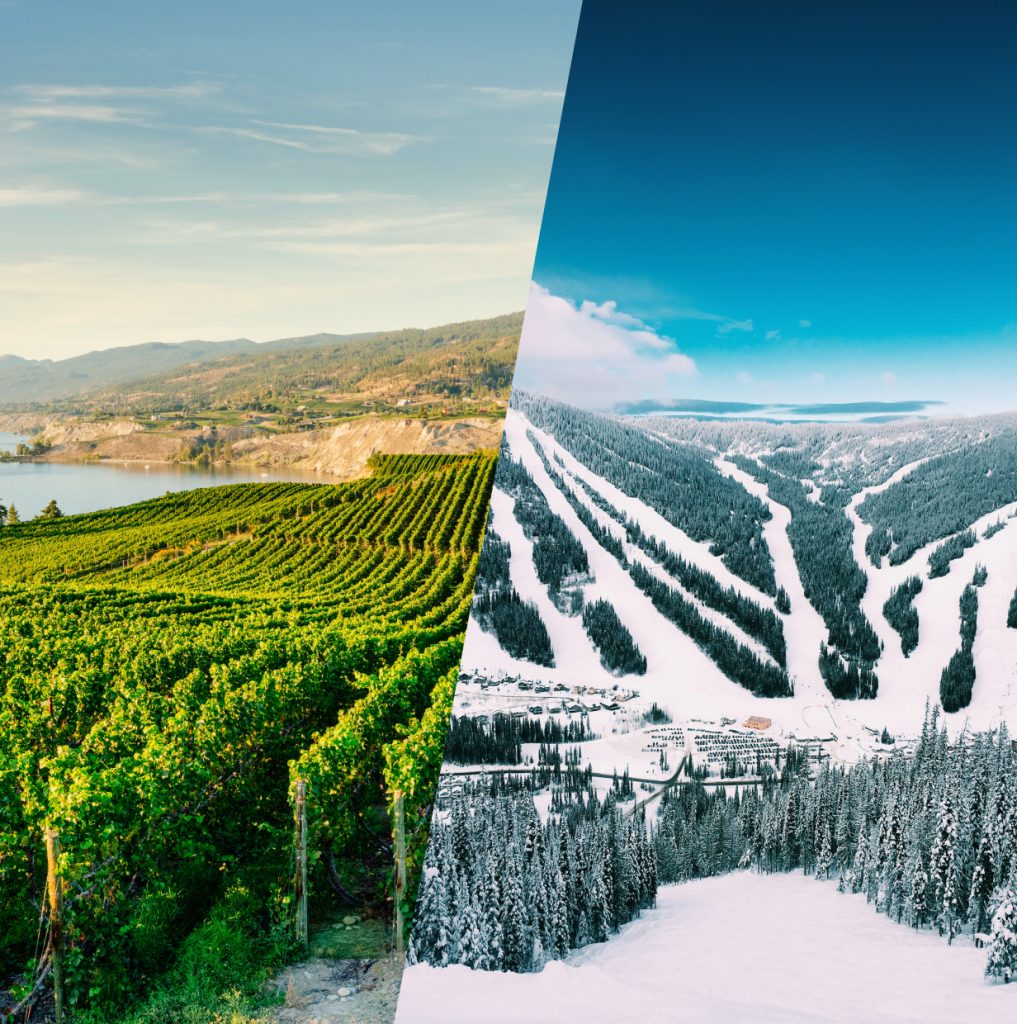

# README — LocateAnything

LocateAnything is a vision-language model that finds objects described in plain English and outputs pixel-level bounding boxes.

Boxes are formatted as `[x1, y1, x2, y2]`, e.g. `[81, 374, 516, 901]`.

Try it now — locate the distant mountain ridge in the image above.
[0, 313, 521, 411]
[0, 332, 378, 406]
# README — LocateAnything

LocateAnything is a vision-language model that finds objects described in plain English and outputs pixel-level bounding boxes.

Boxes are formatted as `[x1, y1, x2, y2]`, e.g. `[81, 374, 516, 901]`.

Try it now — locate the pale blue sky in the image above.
[0, 1, 580, 359]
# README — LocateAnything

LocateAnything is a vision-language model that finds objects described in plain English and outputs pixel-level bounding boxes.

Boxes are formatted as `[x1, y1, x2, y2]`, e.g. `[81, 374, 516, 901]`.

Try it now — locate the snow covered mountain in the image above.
[463, 392, 1017, 742]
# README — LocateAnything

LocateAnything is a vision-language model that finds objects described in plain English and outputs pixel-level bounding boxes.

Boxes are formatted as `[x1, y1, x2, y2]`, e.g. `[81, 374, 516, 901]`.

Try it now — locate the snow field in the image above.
[470, 411, 779, 719]
[523, 414, 776, 609]
[845, 467, 1017, 735]
[396, 872, 1014, 1024]
[715, 456, 830, 703]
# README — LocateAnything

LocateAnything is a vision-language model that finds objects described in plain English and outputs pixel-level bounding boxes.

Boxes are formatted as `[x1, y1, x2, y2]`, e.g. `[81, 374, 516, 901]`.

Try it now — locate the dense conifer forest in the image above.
[498, 455, 590, 599]
[629, 563, 793, 697]
[408, 779, 657, 972]
[515, 393, 777, 594]
[939, 585, 979, 712]
[582, 599, 648, 675]
[859, 432, 1017, 566]
[411, 711, 1017, 980]
[884, 576, 924, 655]
[443, 714, 593, 766]
[472, 522, 555, 667]
[928, 530, 978, 578]
[623, 521, 787, 666]
[729, 455, 881, 697]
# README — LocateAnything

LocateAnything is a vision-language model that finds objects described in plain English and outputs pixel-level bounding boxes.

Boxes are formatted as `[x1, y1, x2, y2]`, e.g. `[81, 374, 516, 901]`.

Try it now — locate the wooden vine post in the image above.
[393, 789, 408, 957]
[294, 780, 308, 949]
[45, 828, 65, 1024]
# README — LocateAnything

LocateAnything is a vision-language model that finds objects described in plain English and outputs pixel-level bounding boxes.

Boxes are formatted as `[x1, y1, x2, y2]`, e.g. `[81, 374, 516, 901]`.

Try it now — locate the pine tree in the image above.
[815, 823, 833, 879]
[969, 832, 995, 939]
[834, 791, 854, 870]
[457, 894, 489, 969]
[6, 504, 19, 525]
[38, 499, 63, 520]
[445, 875, 467, 964]
[501, 860, 528, 970]
[410, 865, 450, 966]
[574, 908, 593, 949]
[849, 823, 870, 894]
[985, 888, 1017, 984]
[910, 856, 929, 929]
[551, 866, 570, 958]
[930, 790, 961, 943]
[482, 857, 505, 970]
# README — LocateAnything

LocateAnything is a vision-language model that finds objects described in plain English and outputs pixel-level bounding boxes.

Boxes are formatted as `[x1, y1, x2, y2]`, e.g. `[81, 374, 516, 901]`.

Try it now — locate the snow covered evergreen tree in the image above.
[410, 709, 1015, 980]
[985, 888, 1017, 983]
[930, 790, 961, 943]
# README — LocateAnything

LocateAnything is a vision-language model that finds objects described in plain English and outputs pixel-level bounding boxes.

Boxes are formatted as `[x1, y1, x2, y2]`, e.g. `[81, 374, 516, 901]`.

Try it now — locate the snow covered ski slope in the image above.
[398, 873, 1013, 1024]
[396, 394, 1017, 1024]
[465, 393, 1017, 745]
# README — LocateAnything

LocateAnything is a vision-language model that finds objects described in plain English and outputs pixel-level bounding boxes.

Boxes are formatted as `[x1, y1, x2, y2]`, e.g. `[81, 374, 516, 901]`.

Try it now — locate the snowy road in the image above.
[396, 872, 1013, 1024]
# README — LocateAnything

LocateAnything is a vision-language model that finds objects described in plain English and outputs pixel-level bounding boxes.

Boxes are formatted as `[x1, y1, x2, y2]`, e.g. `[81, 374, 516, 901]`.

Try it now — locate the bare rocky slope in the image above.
[0, 413, 503, 481]
[231, 416, 503, 479]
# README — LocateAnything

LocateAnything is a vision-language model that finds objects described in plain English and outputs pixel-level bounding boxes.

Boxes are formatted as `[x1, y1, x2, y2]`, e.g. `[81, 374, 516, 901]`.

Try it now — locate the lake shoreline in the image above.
[0, 415, 503, 517]
[3, 453, 335, 476]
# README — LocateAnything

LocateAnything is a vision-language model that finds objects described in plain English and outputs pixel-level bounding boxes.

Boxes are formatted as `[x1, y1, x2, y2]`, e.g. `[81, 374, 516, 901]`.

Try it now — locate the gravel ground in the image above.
[269, 951, 404, 1024]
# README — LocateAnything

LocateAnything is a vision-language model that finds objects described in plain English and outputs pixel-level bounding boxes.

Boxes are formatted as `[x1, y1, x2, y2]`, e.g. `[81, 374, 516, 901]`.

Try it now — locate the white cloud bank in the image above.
[511, 282, 697, 409]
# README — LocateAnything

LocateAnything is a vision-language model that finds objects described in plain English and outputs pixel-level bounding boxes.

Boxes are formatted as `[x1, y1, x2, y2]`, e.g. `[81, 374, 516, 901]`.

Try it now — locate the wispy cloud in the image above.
[717, 318, 754, 335]
[470, 85, 565, 104]
[2, 185, 417, 209]
[0, 185, 87, 206]
[114, 189, 417, 207]
[266, 239, 532, 260]
[2, 81, 221, 132]
[196, 120, 418, 156]
[129, 205, 487, 245]
[3, 102, 149, 130]
[15, 82, 220, 101]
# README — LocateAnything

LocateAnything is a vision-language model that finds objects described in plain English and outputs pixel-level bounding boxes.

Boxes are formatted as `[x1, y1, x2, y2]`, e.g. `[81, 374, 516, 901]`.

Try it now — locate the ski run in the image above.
[398, 873, 1014, 1024]
[394, 394, 1017, 1020]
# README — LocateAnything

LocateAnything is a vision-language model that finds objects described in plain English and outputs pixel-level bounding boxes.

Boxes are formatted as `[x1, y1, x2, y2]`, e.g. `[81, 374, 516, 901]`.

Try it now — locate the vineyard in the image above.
[0, 451, 495, 1019]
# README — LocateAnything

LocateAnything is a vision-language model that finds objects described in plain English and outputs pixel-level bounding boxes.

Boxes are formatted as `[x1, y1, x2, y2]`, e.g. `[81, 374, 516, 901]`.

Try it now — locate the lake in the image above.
[0, 431, 330, 518]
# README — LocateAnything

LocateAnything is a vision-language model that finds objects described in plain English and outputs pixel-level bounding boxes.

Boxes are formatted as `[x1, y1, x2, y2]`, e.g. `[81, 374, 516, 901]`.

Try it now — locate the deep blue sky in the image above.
[520, 0, 1017, 414]
[0, 1, 579, 358]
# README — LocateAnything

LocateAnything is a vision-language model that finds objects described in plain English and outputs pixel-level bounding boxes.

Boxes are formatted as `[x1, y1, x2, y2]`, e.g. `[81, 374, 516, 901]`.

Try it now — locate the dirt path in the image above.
[269, 951, 403, 1024]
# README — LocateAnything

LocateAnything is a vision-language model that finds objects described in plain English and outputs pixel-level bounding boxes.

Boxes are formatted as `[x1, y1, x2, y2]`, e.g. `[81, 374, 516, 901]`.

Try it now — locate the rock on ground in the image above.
[270, 952, 403, 1024]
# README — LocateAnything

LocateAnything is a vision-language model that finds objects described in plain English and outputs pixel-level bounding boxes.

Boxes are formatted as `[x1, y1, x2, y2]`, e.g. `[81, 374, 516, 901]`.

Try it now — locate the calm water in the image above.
[0, 431, 328, 518]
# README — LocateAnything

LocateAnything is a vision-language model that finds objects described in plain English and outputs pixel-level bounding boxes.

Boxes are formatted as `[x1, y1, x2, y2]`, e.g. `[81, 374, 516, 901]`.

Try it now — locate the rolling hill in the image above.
[0, 313, 522, 416]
